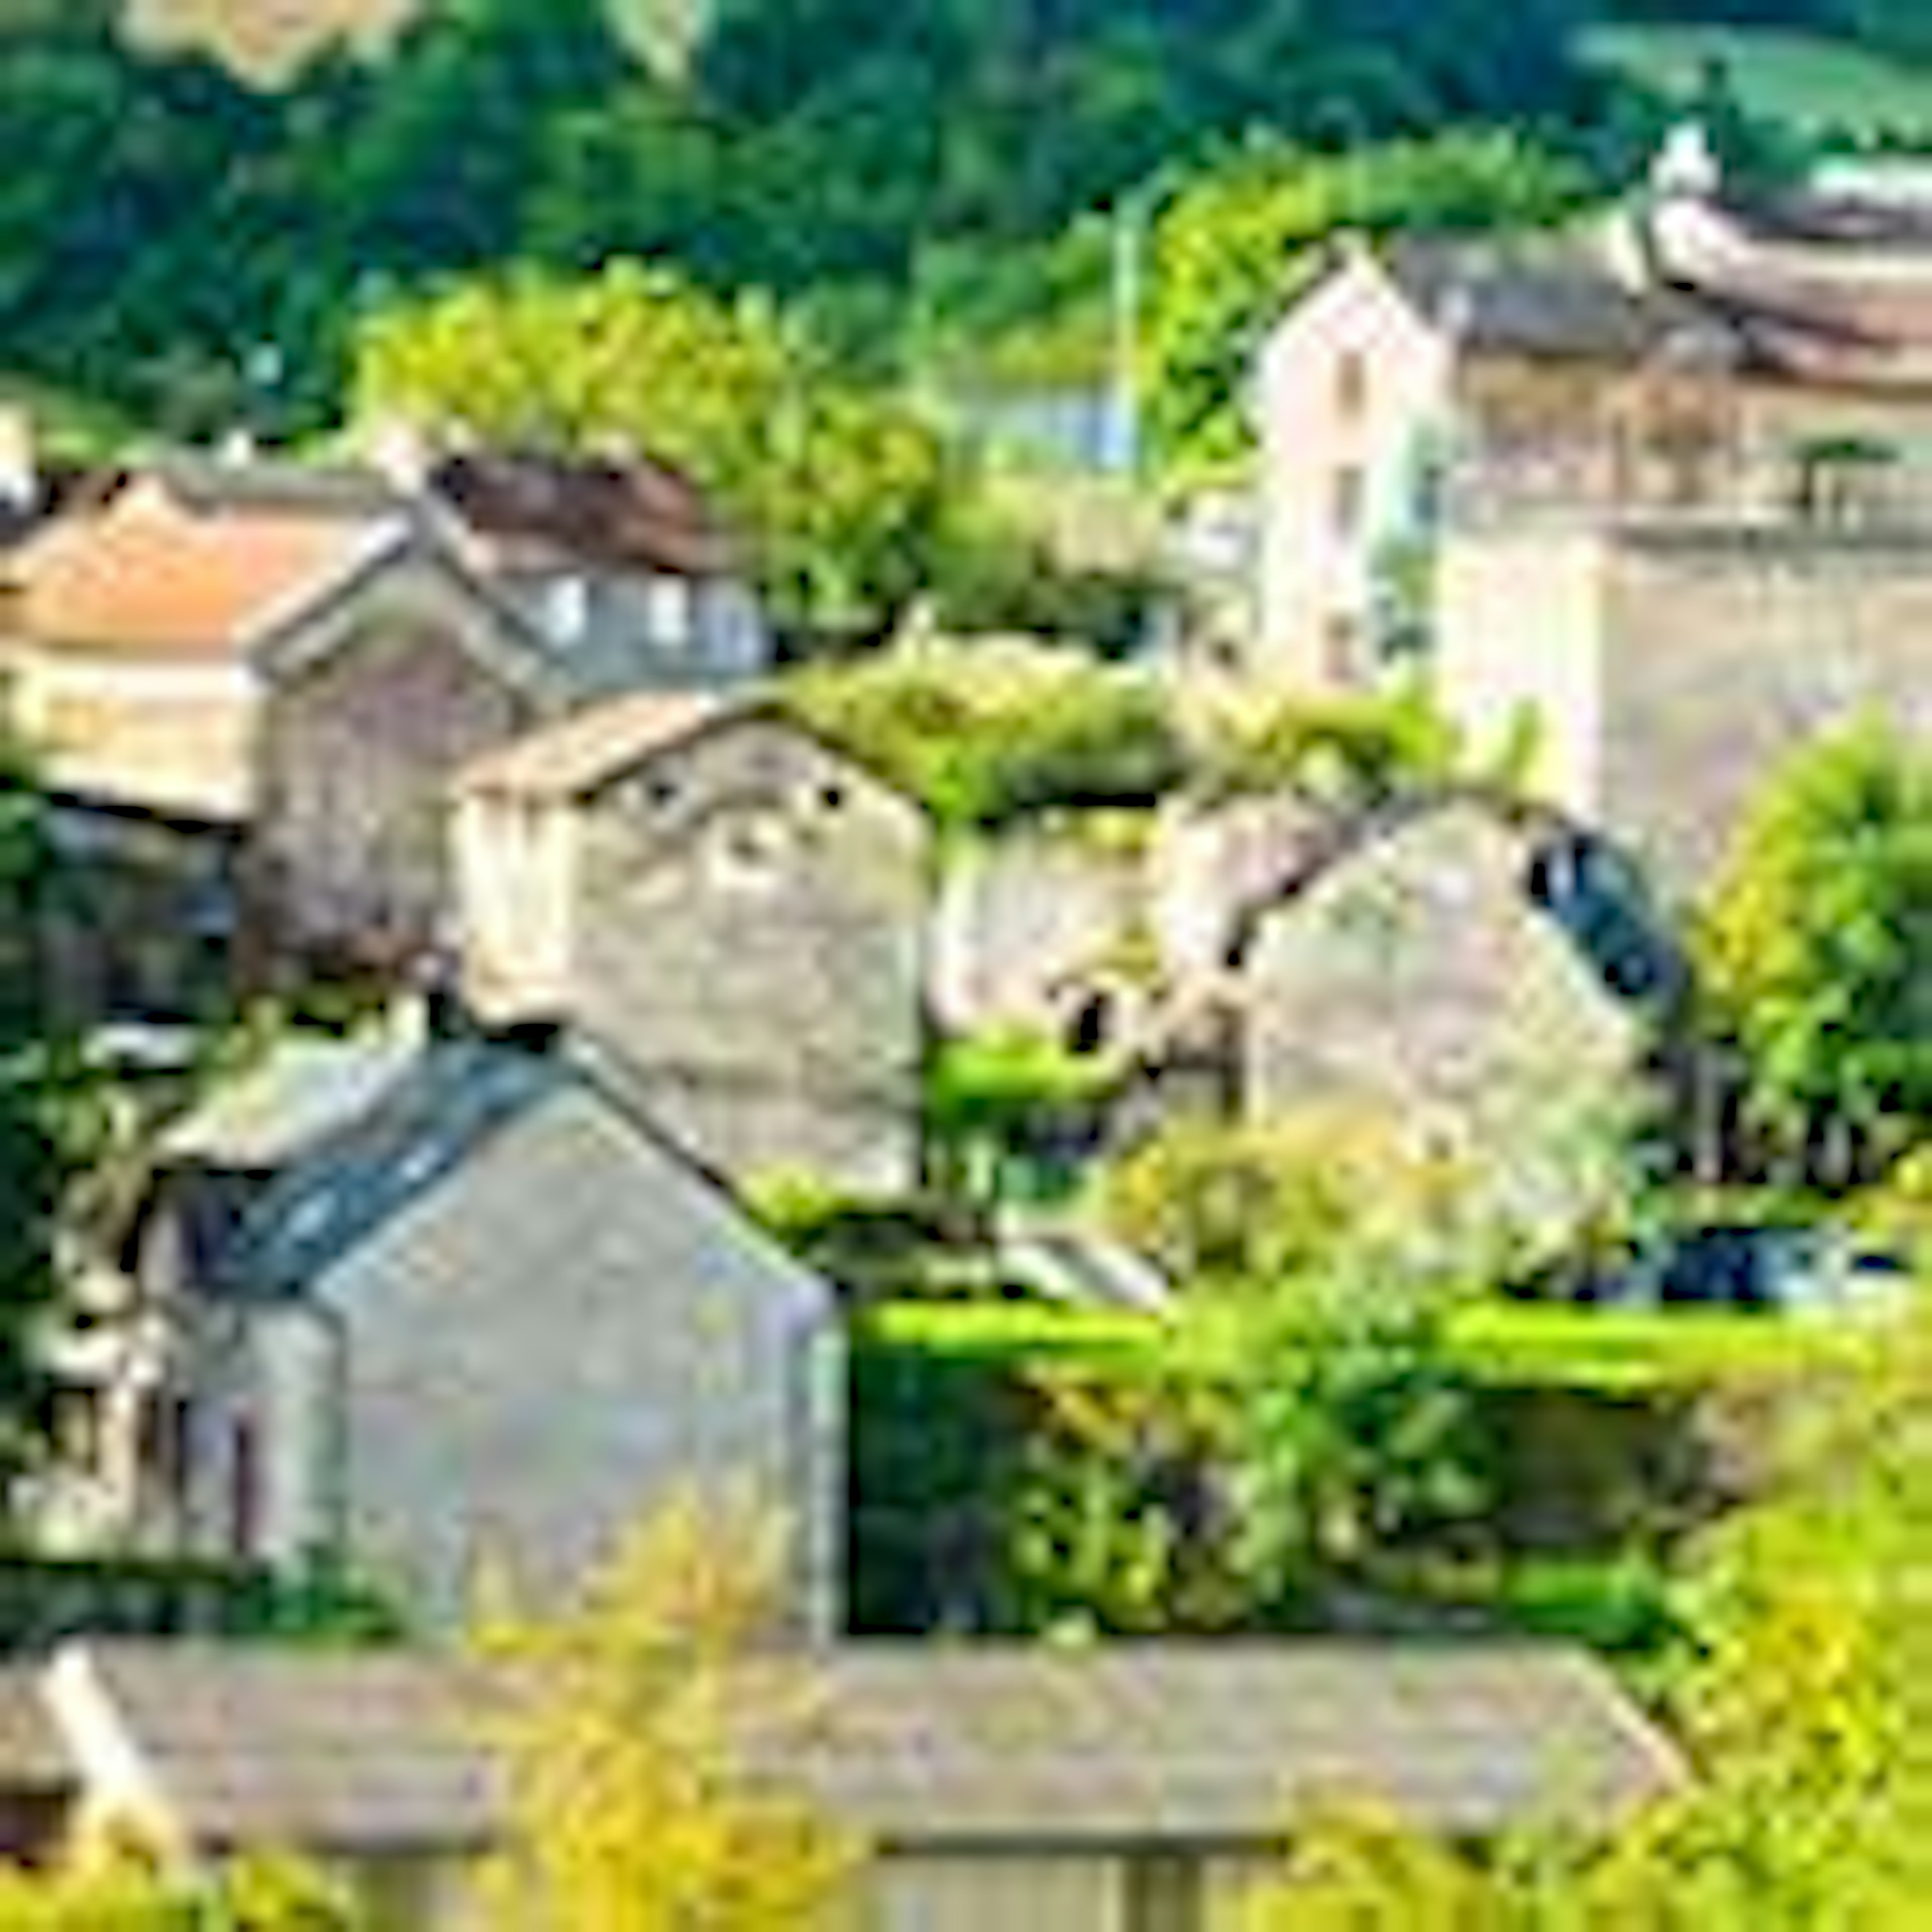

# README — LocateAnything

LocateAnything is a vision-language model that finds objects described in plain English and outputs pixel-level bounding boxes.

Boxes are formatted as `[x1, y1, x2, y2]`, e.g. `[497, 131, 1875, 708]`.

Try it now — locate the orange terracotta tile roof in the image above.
[0, 480, 398, 660]
[456, 691, 730, 802]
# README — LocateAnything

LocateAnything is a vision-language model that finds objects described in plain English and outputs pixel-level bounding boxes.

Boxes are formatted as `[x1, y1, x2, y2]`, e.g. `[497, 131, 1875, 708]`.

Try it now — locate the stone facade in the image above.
[118, 1036, 846, 1632]
[929, 792, 1333, 1060]
[1239, 800, 1646, 1189]
[1437, 521, 1932, 901]
[253, 559, 553, 963]
[1252, 164, 1932, 695]
[458, 706, 931, 1195]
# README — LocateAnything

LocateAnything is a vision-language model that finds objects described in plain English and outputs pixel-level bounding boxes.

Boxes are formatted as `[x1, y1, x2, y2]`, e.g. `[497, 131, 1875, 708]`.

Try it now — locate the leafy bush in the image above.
[1697, 716, 1932, 1178]
[1199, 683, 1465, 808]
[778, 640, 1187, 832]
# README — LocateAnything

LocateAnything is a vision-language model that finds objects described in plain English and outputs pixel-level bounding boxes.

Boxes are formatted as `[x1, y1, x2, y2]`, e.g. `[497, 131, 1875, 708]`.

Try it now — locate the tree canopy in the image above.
[1697, 717, 1932, 1173]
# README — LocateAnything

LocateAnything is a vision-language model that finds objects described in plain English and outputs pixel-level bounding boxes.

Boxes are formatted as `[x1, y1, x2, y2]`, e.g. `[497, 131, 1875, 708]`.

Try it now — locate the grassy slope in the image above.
[1583, 24, 1932, 142]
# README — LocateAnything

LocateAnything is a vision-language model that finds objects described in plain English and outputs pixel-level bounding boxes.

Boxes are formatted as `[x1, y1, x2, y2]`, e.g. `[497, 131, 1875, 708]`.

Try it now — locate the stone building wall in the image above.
[1240, 802, 1640, 1189]
[1438, 521, 1932, 903]
[567, 717, 930, 1194]
[254, 565, 547, 963]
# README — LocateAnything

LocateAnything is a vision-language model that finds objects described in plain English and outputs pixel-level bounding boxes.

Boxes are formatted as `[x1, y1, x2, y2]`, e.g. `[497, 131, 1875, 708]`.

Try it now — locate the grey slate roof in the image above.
[58, 1639, 1683, 1855]
[1384, 231, 1749, 369]
[64, 1645, 501, 1855]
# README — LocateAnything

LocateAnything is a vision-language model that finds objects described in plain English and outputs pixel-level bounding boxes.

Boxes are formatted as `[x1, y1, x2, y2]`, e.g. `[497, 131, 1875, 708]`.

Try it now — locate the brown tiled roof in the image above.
[430, 449, 734, 581]
[0, 482, 399, 660]
[65, 1639, 1683, 1855]
[455, 690, 729, 802]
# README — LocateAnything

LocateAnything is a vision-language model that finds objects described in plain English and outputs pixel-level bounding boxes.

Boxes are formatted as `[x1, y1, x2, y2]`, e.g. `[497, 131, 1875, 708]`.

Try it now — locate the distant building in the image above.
[0, 444, 767, 971]
[1253, 131, 1932, 694]
[107, 1029, 845, 1631]
[1436, 515, 1932, 900]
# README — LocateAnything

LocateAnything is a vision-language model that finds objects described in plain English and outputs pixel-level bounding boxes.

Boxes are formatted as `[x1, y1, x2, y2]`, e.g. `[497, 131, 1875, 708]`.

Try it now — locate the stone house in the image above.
[1234, 795, 1679, 1226]
[412, 441, 769, 690]
[0, 469, 562, 964]
[1, 446, 767, 973]
[103, 1026, 845, 1632]
[454, 694, 930, 1195]
[14, 1640, 1680, 1930]
[1254, 128, 1932, 693]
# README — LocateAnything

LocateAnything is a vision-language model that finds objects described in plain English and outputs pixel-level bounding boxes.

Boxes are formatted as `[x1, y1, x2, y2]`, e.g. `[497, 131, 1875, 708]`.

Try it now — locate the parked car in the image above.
[1547, 1225, 1912, 1319]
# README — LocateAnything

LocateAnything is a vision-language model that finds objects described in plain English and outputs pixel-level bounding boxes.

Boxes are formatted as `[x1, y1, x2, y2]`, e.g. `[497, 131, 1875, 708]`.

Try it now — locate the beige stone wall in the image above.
[1240, 804, 1638, 1169]
[1438, 521, 1932, 905]
[7, 650, 258, 821]
[564, 718, 930, 1194]
[256, 567, 544, 959]
[1255, 253, 1454, 691]
[1435, 526, 1607, 814]
[1596, 528, 1932, 900]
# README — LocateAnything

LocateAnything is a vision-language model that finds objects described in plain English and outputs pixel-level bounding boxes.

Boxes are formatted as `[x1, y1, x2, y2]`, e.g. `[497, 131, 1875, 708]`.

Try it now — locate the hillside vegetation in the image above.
[1585, 23, 1932, 143]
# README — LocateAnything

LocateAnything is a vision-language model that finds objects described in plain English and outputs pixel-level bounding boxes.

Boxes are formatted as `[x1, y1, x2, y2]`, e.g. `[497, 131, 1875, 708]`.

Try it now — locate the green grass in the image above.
[859, 1296, 1881, 1392]
[1582, 26, 1932, 144]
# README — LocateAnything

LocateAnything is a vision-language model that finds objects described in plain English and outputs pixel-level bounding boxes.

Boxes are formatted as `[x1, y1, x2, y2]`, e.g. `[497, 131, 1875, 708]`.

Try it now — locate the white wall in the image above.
[1254, 251, 1454, 691]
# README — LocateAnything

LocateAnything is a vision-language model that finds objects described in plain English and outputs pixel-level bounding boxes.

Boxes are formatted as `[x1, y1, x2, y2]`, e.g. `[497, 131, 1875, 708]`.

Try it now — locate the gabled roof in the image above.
[158, 1031, 427, 1172]
[1383, 231, 1744, 370]
[1225, 789, 1686, 1010]
[150, 444, 737, 581]
[47, 1644, 499, 1857]
[43, 1638, 1683, 1857]
[1352, 184, 1932, 390]
[0, 480, 409, 660]
[455, 690, 729, 803]
[151, 1029, 834, 1317]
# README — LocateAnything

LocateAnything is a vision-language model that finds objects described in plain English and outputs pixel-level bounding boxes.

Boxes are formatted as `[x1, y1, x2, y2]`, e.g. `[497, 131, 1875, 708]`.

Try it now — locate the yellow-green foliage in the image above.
[0, 1853, 362, 1930]
[1229, 1302, 1932, 1927]
[469, 1496, 861, 1931]
[778, 639, 1185, 832]
[1102, 1105, 1479, 1291]
[1697, 717, 1932, 1160]
[355, 262, 948, 634]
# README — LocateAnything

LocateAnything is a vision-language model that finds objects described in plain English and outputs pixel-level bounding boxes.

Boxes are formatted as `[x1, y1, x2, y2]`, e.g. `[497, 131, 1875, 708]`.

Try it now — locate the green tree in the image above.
[0, 746, 89, 1508]
[355, 263, 949, 643]
[470, 1497, 861, 1930]
[1147, 132, 1593, 475]
[1214, 1267, 1493, 1618]
[1697, 718, 1932, 1180]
